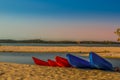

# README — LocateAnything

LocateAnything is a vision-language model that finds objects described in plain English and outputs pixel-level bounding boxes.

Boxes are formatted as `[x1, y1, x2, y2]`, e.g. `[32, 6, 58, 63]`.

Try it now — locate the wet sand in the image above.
[0, 46, 120, 58]
[0, 62, 120, 80]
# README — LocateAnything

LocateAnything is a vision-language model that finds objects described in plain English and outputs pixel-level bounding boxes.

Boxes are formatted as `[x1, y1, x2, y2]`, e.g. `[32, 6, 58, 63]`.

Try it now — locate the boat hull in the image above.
[66, 54, 91, 68]
[48, 59, 58, 67]
[32, 57, 49, 66]
[89, 52, 113, 71]
[55, 56, 71, 67]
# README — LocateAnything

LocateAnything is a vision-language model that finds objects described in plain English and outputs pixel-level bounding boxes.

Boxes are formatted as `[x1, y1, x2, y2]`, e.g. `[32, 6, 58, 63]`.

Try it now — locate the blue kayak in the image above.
[66, 53, 91, 68]
[89, 52, 113, 71]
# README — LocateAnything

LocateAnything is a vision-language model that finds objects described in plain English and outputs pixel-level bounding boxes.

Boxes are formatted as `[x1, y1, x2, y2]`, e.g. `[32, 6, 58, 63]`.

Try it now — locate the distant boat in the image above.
[48, 59, 58, 67]
[32, 57, 49, 66]
[66, 53, 91, 68]
[55, 56, 71, 67]
[89, 52, 113, 71]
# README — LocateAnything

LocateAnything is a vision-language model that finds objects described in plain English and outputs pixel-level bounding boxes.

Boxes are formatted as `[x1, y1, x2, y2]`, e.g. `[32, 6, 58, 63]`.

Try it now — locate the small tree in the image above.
[114, 28, 120, 41]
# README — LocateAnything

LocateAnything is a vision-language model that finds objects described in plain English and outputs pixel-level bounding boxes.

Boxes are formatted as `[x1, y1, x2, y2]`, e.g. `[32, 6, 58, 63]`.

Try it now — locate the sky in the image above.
[0, 0, 120, 41]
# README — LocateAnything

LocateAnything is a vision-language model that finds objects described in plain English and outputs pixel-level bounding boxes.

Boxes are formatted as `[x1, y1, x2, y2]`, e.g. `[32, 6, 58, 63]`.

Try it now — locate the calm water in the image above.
[0, 43, 120, 47]
[0, 52, 120, 67]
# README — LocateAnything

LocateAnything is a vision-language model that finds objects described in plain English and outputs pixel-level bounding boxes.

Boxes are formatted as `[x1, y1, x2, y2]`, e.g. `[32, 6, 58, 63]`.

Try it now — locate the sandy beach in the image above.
[0, 46, 120, 58]
[0, 62, 119, 80]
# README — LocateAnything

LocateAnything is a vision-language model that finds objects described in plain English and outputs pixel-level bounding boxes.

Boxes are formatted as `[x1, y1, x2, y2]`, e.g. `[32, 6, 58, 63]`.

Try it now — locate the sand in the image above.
[0, 46, 120, 53]
[0, 46, 120, 58]
[0, 62, 120, 80]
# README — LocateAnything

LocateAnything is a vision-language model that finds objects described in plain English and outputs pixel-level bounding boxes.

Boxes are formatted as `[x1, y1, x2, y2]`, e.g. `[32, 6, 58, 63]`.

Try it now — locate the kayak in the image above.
[89, 52, 113, 70]
[66, 53, 91, 68]
[48, 59, 58, 67]
[32, 57, 49, 66]
[55, 56, 71, 67]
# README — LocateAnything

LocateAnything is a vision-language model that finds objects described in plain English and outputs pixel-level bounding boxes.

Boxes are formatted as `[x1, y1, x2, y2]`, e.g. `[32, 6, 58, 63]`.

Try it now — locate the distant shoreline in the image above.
[0, 39, 120, 44]
[0, 46, 120, 58]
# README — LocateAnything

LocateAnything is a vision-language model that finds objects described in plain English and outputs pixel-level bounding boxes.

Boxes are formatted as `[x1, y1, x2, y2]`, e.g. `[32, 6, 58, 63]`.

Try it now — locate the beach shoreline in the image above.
[0, 46, 120, 58]
[0, 46, 120, 80]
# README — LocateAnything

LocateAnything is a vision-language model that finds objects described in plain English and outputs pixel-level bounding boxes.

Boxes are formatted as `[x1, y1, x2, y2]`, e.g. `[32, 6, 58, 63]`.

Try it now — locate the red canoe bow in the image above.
[48, 59, 58, 67]
[32, 57, 49, 66]
[55, 56, 71, 67]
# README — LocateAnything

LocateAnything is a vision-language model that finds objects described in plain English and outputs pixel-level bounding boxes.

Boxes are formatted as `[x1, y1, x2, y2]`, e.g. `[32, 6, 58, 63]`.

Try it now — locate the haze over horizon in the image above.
[0, 0, 120, 41]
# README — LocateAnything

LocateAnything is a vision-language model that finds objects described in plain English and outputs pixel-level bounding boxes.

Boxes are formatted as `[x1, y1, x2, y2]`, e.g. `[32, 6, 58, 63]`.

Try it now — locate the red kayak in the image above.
[48, 59, 58, 67]
[32, 57, 49, 66]
[55, 56, 71, 67]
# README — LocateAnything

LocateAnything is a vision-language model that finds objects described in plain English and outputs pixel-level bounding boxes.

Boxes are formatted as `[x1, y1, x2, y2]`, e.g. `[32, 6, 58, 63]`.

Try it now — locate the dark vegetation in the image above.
[0, 39, 119, 44]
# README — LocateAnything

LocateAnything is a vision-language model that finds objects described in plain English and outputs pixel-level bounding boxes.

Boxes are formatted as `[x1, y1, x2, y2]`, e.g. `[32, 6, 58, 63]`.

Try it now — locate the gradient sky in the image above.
[0, 0, 120, 41]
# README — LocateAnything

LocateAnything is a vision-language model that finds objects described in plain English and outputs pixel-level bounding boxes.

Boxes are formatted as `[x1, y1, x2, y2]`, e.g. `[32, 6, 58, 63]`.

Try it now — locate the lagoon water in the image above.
[0, 43, 120, 47]
[0, 52, 120, 67]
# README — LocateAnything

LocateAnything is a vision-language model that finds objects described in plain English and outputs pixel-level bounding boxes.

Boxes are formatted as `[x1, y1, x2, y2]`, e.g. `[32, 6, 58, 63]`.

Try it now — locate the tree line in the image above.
[0, 39, 119, 44]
